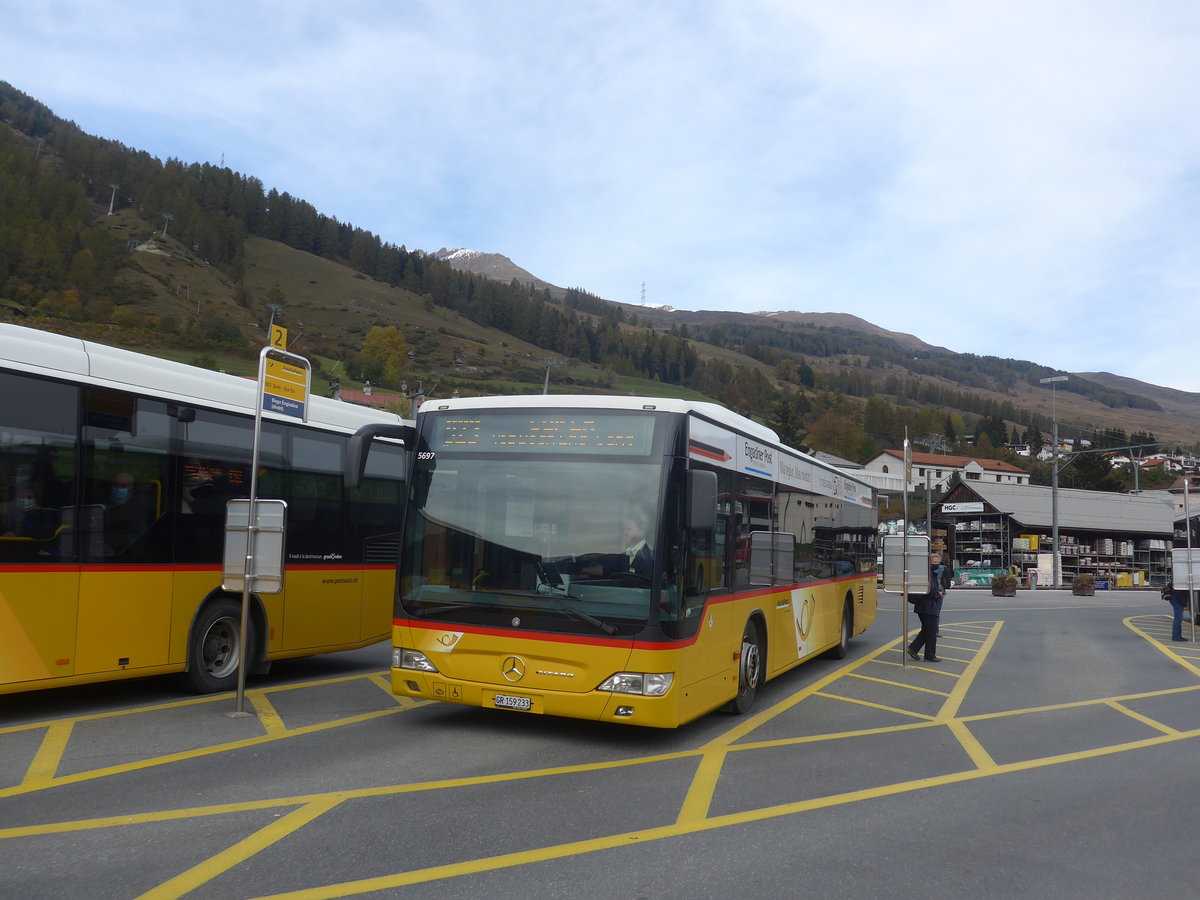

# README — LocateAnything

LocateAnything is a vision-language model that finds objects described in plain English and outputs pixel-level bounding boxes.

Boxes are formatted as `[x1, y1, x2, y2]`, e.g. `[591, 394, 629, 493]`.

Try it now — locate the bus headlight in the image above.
[393, 648, 439, 673]
[598, 672, 674, 696]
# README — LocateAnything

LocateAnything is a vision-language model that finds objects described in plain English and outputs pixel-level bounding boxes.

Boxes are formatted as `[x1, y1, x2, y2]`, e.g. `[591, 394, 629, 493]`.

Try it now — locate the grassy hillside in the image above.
[48, 220, 759, 406]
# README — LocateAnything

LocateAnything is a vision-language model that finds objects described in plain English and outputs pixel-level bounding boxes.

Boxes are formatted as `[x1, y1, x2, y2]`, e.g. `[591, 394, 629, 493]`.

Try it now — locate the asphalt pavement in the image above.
[2, 588, 1197, 899]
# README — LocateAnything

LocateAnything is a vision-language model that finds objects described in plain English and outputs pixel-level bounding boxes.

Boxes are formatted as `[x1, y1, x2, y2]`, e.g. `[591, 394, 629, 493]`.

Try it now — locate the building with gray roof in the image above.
[935, 482, 1174, 588]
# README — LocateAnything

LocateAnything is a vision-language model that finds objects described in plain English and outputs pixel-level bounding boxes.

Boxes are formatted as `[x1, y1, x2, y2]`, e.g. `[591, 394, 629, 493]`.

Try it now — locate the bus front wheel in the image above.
[725, 619, 763, 714]
[185, 599, 248, 693]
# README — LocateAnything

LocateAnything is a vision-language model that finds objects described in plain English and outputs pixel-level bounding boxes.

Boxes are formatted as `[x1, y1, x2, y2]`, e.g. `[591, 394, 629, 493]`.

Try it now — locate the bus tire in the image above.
[827, 598, 852, 659]
[185, 598, 248, 693]
[725, 618, 763, 714]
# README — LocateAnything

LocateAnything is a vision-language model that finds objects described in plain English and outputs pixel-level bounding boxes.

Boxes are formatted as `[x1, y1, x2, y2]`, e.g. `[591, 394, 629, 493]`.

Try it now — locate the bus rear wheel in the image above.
[185, 599, 247, 693]
[827, 598, 852, 659]
[725, 619, 763, 714]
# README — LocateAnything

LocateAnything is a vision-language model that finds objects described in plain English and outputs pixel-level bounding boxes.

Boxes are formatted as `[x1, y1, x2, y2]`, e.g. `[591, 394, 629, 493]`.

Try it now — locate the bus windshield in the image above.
[399, 410, 671, 635]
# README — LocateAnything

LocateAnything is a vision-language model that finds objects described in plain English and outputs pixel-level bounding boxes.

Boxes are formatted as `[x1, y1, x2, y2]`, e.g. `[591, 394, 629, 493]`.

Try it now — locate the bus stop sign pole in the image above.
[221, 343, 309, 715]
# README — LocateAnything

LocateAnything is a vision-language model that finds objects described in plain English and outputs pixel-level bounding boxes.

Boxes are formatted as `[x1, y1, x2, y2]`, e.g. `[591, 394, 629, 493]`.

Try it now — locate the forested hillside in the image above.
[2, 79, 1197, 490]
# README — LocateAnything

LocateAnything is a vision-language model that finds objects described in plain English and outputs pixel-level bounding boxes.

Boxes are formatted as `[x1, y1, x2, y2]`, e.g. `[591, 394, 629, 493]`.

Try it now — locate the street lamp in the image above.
[1040, 375, 1068, 588]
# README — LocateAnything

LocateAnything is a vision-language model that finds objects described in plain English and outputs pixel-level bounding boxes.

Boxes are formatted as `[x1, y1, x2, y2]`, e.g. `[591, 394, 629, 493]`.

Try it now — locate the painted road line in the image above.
[247, 690, 286, 736]
[845, 672, 951, 696]
[1126, 615, 1200, 677]
[8, 678, 1200, 896]
[0, 706, 409, 801]
[1103, 699, 1182, 737]
[20, 721, 72, 787]
[811, 691, 937, 720]
[137, 797, 345, 900]
[238, 724, 1200, 900]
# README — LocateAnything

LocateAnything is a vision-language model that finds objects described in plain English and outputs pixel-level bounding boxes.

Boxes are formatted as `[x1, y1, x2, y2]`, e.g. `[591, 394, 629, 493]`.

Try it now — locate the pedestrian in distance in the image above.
[909, 553, 946, 662]
[934, 555, 950, 636]
[1163, 581, 1190, 642]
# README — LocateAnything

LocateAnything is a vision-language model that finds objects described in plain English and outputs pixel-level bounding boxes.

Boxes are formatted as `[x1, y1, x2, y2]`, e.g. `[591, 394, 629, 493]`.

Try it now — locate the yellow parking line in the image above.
[907, 662, 958, 676]
[1125, 616, 1200, 677]
[0, 693, 228, 736]
[846, 672, 951, 696]
[0, 706, 406, 801]
[247, 691, 286, 736]
[938, 622, 1002, 723]
[137, 797, 344, 900]
[946, 719, 995, 768]
[366, 672, 394, 695]
[21, 721, 73, 786]
[674, 752, 724, 825]
[243, 725, 1200, 900]
[812, 691, 935, 720]
[1104, 700, 1180, 736]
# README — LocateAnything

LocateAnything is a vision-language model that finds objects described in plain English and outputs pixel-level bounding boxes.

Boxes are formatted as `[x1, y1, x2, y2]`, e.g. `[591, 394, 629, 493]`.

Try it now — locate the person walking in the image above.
[909, 553, 947, 662]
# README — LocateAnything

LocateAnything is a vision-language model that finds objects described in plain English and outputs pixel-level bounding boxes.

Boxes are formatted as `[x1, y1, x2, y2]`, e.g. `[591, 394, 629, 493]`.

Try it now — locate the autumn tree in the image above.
[361, 326, 410, 385]
[805, 411, 875, 463]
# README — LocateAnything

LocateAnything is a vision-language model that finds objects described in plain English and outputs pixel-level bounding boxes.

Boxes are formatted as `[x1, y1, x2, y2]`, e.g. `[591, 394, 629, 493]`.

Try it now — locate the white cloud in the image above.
[3, 0, 1200, 390]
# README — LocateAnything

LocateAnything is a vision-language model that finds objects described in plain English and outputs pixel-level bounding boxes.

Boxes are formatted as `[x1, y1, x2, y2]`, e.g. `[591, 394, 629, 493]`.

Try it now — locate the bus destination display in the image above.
[436, 413, 655, 455]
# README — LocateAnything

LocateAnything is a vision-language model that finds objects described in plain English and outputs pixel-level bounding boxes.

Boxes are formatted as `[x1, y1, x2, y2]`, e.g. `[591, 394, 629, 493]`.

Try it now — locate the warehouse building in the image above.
[935, 481, 1174, 588]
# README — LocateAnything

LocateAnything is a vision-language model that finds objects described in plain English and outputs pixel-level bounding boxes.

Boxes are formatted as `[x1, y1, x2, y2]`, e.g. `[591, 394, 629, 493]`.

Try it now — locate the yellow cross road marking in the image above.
[6, 616, 1199, 898]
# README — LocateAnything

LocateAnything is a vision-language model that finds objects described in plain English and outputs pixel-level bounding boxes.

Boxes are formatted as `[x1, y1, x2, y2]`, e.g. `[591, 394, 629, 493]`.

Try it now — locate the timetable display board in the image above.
[434, 413, 656, 455]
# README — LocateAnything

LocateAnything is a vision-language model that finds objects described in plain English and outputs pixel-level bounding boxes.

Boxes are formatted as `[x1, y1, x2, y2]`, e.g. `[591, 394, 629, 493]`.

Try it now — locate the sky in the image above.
[4, 1, 1200, 391]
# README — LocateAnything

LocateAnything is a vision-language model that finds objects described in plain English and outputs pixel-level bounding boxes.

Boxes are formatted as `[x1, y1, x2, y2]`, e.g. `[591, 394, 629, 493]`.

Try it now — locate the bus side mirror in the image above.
[345, 423, 415, 488]
[686, 469, 718, 531]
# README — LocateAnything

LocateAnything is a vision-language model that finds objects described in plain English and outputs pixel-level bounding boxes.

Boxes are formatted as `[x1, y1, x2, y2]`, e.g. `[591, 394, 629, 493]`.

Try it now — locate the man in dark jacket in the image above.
[908, 553, 946, 662]
[1164, 582, 1190, 641]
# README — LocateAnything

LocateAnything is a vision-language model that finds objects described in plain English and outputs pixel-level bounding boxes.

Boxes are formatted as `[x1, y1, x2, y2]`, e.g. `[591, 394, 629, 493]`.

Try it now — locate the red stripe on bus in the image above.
[394, 574, 870, 650]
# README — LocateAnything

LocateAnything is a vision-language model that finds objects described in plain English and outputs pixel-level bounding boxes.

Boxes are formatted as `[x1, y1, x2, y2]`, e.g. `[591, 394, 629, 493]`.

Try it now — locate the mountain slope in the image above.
[1079, 371, 1200, 425]
[750, 311, 939, 352]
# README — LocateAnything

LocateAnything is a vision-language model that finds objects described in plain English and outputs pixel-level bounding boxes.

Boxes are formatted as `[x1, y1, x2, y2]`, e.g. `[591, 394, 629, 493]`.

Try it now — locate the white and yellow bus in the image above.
[347, 394, 877, 728]
[0, 323, 407, 694]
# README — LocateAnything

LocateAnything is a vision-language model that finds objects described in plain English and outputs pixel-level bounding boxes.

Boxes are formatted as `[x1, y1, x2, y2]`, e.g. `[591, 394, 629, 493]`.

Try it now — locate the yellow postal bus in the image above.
[347, 394, 877, 728]
[0, 324, 407, 694]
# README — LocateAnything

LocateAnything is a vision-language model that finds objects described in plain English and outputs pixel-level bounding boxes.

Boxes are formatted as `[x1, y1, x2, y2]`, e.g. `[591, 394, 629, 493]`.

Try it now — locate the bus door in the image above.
[350, 442, 406, 639]
[0, 371, 80, 685]
[75, 390, 174, 676]
[277, 428, 360, 650]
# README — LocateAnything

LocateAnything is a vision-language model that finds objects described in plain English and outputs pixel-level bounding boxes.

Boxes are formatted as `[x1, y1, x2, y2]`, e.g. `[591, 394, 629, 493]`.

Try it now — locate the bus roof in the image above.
[0, 323, 406, 432]
[420, 393, 780, 443]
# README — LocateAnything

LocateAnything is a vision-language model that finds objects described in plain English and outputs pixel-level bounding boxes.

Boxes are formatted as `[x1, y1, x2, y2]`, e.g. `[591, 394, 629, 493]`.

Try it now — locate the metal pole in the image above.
[235, 346, 270, 714]
[1186, 477, 1194, 640]
[1040, 375, 1068, 589]
[901, 433, 911, 667]
[1051, 414, 1060, 589]
[925, 472, 932, 537]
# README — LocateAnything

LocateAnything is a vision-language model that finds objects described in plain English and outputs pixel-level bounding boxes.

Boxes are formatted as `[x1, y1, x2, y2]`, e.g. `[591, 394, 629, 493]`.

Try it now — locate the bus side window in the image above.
[81, 390, 173, 561]
[0, 373, 78, 561]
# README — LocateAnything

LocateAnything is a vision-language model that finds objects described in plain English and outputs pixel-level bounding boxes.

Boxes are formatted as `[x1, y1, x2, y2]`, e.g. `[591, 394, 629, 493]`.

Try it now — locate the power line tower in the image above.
[108, 184, 120, 215]
[161, 212, 173, 240]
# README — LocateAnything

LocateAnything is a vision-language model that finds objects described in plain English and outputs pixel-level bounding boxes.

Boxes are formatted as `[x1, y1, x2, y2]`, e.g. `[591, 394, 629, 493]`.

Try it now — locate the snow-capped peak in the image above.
[441, 248, 485, 261]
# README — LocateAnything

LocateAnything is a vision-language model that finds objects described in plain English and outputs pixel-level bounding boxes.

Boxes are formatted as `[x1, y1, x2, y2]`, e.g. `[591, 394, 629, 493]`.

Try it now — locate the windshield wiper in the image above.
[483, 590, 617, 636]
